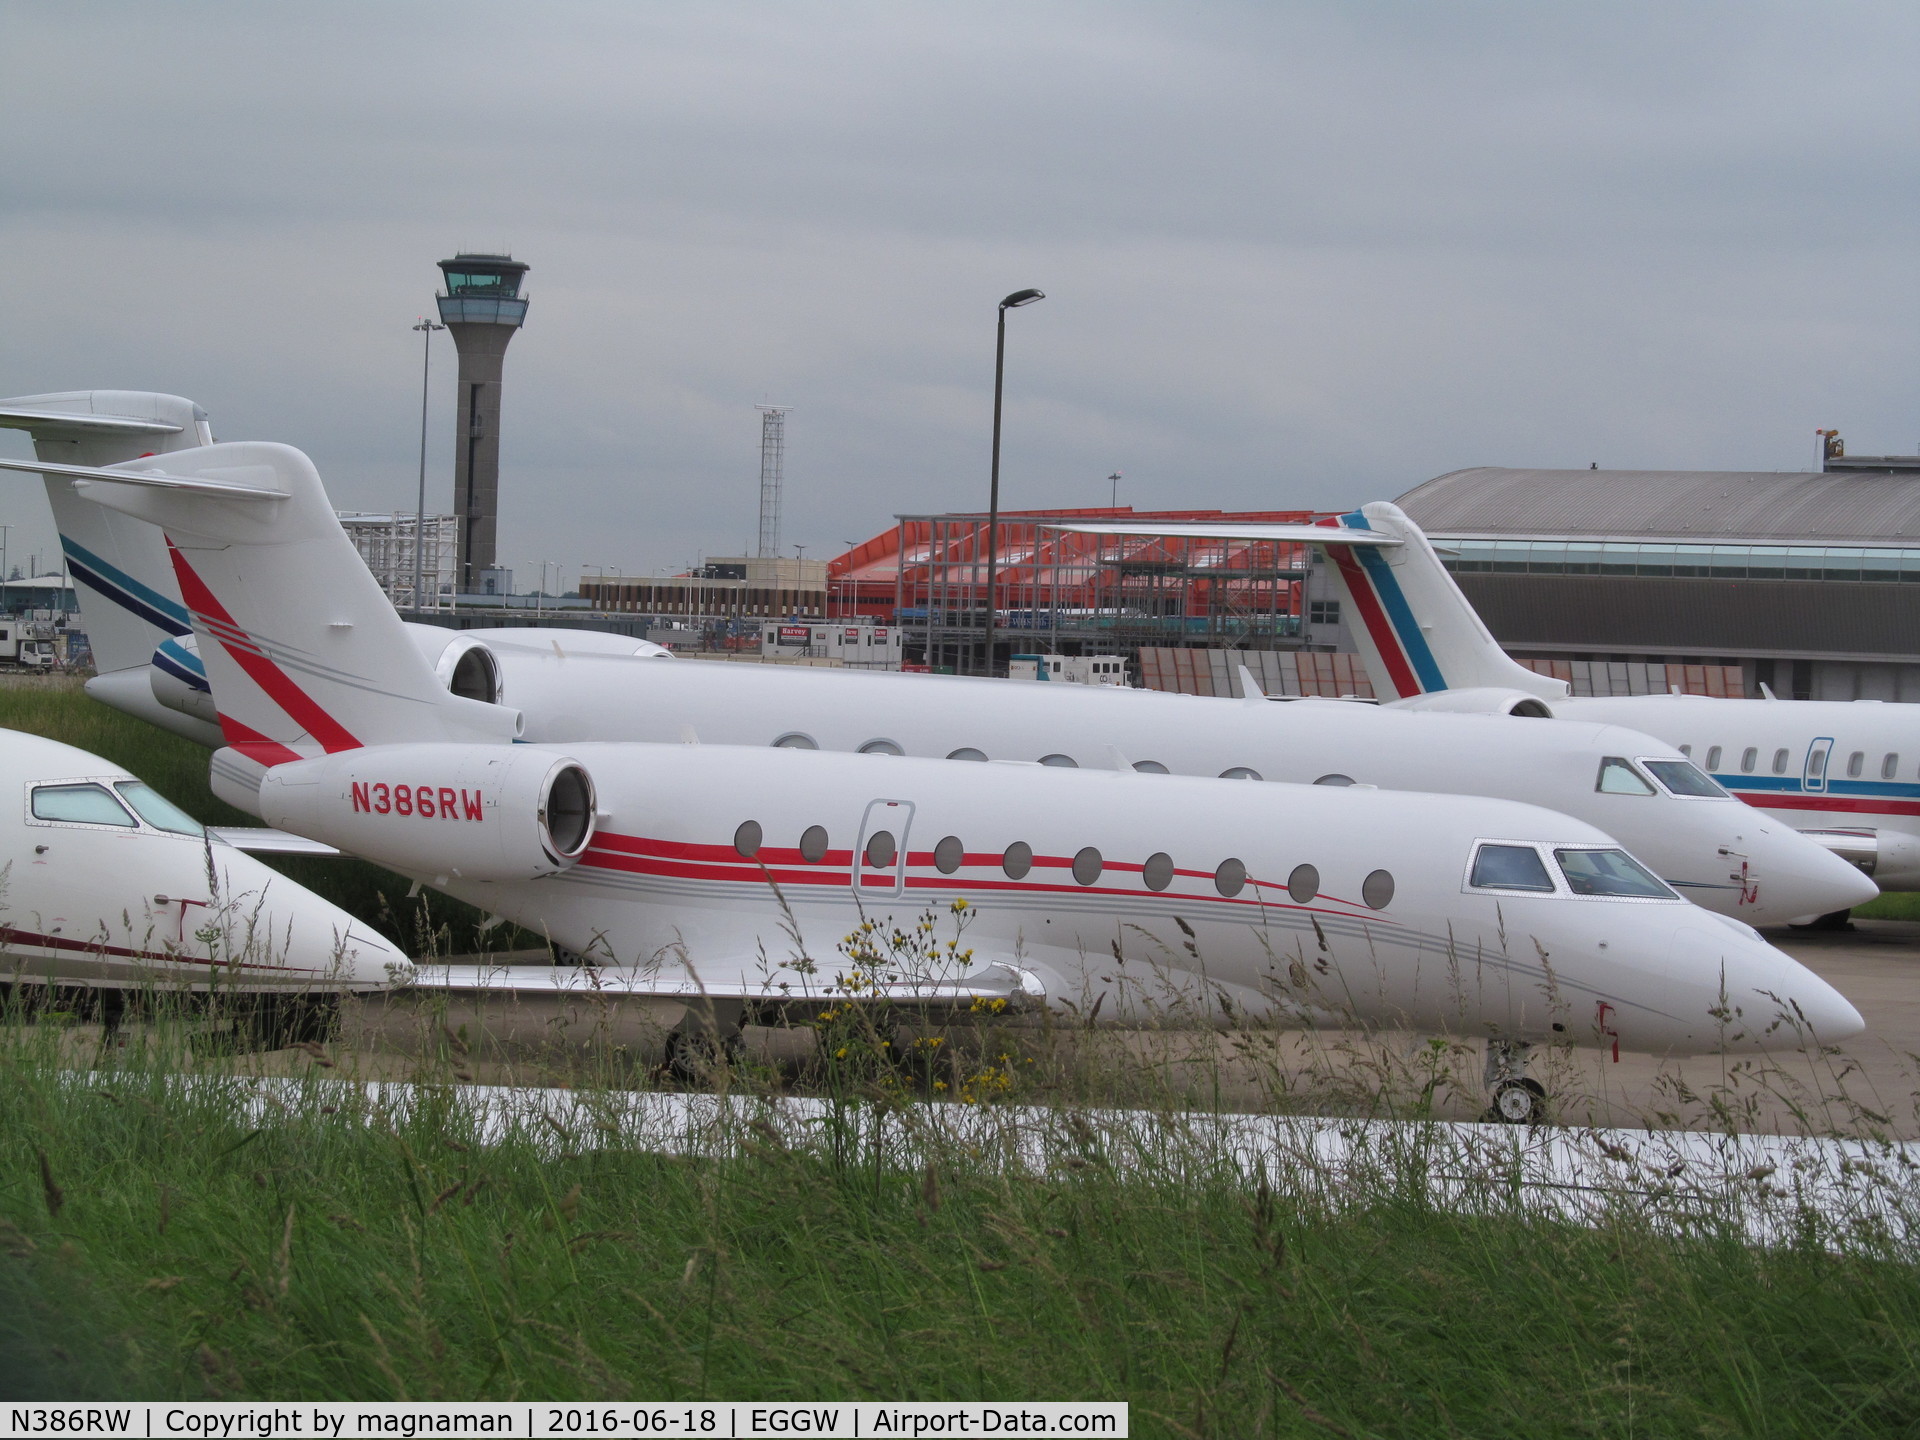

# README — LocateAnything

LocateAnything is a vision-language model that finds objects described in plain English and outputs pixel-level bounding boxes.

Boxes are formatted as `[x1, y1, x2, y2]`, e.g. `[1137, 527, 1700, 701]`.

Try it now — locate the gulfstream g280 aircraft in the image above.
[0, 394, 1871, 928]
[13, 438, 1866, 1118]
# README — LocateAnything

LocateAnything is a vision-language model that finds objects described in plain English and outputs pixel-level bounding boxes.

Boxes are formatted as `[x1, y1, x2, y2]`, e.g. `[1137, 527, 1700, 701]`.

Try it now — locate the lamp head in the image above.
[1000, 288, 1046, 310]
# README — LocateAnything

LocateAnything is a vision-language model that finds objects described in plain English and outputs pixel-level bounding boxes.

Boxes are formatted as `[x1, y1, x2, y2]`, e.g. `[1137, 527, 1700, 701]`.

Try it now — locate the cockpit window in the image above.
[1470, 844, 1556, 892]
[1595, 757, 1657, 796]
[1639, 759, 1729, 799]
[1554, 848, 1676, 900]
[31, 783, 138, 828]
[114, 782, 206, 836]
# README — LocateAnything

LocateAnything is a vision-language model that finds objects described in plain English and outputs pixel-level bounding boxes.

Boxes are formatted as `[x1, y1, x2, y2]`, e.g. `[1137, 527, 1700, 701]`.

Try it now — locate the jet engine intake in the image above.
[258, 743, 596, 882]
[403, 625, 503, 705]
[1386, 687, 1557, 718]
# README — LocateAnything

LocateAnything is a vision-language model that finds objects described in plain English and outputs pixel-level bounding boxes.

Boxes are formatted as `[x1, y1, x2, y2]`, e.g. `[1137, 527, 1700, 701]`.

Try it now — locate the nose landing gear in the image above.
[1484, 1039, 1546, 1124]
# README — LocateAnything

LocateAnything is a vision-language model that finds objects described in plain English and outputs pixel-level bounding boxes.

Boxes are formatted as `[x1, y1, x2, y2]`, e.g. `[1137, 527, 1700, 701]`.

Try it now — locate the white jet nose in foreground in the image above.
[212, 849, 414, 992]
[1636, 911, 1865, 1054]
[1735, 824, 1880, 926]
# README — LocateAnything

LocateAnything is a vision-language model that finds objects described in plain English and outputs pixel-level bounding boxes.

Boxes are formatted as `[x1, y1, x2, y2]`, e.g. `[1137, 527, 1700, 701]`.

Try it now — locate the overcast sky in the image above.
[4, 2, 1918, 587]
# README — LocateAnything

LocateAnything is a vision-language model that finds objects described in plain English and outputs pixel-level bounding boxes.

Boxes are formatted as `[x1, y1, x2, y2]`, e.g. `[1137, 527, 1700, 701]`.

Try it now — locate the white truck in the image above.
[0, 621, 57, 669]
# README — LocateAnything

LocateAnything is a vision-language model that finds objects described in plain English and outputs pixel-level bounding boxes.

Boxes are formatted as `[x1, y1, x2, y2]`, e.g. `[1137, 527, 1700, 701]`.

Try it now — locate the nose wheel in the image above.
[1483, 1040, 1546, 1124]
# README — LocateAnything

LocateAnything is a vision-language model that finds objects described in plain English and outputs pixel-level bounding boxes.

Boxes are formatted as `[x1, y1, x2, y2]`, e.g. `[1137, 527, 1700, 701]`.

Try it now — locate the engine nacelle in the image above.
[1800, 827, 1920, 891]
[402, 624, 503, 705]
[259, 743, 596, 883]
[148, 634, 219, 724]
[1385, 687, 1558, 719]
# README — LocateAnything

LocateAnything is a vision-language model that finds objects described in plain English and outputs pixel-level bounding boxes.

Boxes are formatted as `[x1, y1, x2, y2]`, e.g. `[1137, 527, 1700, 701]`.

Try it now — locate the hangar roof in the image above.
[1397, 467, 1920, 546]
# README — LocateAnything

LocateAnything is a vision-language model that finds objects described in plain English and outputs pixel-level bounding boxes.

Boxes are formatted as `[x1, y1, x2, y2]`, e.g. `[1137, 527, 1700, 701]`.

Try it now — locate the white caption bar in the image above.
[2, 1402, 1127, 1438]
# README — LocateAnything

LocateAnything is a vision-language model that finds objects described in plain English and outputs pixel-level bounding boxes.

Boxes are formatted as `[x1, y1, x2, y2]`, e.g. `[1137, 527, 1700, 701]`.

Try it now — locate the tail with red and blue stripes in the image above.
[1318, 502, 1565, 703]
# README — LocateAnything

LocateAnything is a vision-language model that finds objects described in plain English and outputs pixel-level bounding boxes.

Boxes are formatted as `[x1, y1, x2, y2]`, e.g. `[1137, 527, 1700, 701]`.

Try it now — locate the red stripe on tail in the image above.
[168, 542, 361, 754]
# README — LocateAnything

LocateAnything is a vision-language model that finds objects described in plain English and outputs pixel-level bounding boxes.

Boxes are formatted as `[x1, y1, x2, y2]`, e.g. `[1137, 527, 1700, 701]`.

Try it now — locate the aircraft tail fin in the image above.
[0, 391, 208, 675]
[1, 442, 518, 758]
[1318, 502, 1565, 701]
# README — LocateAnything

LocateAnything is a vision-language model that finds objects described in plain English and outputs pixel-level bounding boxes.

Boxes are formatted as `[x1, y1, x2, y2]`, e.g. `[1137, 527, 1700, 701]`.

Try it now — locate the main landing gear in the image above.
[1483, 1040, 1545, 1125]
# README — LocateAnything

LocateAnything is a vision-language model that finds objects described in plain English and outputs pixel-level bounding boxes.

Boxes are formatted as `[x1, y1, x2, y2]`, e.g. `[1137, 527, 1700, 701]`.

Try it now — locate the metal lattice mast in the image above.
[756, 406, 789, 558]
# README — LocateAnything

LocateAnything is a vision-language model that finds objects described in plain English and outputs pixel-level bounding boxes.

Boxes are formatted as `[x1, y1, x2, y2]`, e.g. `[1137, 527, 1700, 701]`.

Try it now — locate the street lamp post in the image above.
[411, 319, 446, 614]
[983, 288, 1045, 676]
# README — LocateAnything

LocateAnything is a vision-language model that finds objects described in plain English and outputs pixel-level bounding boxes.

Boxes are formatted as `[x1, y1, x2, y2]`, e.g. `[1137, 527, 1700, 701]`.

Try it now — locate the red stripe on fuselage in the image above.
[1734, 792, 1920, 819]
[168, 542, 361, 754]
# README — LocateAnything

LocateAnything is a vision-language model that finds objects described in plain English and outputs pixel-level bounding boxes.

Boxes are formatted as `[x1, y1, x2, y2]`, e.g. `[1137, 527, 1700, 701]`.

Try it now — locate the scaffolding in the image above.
[880, 510, 1314, 673]
[339, 512, 458, 611]
[756, 406, 789, 559]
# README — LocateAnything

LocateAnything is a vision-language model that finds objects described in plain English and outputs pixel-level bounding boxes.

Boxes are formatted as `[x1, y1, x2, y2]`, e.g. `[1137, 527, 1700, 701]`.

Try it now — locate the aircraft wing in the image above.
[210, 827, 342, 857]
[410, 961, 1047, 1006]
[1041, 521, 1399, 547]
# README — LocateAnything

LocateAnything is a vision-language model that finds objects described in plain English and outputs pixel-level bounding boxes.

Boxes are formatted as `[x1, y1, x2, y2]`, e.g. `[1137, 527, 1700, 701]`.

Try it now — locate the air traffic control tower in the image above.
[435, 253, 529, 590]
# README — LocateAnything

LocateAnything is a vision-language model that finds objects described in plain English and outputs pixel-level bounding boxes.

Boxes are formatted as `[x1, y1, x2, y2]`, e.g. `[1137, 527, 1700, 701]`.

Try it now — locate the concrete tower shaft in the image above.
[436, 253, 529, 590]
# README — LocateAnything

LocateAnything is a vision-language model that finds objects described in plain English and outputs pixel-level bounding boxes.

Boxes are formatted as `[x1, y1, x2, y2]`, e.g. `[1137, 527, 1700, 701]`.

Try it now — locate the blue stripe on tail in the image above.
[1338, 510, 1448, 693]
[59, 536, 192, 637]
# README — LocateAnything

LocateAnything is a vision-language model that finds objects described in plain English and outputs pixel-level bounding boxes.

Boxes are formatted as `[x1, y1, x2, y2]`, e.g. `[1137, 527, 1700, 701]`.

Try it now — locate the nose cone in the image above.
[1672, 915, 1864, 1051]
[214, 851, 415, 991]
[1738, 825, 1880, 926]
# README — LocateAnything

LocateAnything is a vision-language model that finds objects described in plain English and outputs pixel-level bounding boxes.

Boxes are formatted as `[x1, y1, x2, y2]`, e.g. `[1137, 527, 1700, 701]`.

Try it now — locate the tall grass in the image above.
[0, 677, 532, 955]
[2, 1017, 1919, 1430]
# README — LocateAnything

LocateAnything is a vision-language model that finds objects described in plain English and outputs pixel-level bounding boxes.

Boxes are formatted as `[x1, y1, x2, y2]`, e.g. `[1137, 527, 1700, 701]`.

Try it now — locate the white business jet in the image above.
[0, 395, 1871, 929]
[0, 728, 410, 1009]
[11, 439, 1867, 1119]
[1078, 501, 1920, 902]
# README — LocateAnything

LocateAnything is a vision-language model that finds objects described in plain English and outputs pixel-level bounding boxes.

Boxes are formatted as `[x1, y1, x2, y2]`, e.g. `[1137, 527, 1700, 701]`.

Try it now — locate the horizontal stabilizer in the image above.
[1043, 521, 1399, 547]
[0, 406, 182, 437]
[0, 454, 286, 499]
[210, 827, 341, 857]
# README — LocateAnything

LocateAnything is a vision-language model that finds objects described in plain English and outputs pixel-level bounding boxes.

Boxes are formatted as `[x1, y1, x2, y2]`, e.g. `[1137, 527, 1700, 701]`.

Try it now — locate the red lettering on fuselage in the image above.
[354, 782, 485, 820]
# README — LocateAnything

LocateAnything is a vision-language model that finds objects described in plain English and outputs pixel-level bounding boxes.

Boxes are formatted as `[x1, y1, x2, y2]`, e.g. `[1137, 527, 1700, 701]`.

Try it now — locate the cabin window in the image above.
[799, 825, 830, 862]
[1039, 754, 1078, 768]
[1214, 858, 1247, 897]
[1554, 848, 1676, 900]
[1219, 767, 1263, 781]
[1704, 746, 1723, 771]
[1072, 847, 1103, 885]
[1470, 844, 1555, 892]
[934, 836, 965, 874]
[859, 739, 904, 756]
[1002, 842, 1033, 879]
[1772, 748, 1790, 774]
[1287, 864, 1319, 904]
[1740, 748, 1758, 773]
[1885, 753, 1901, 780]
[1314, 774, 1355, 787]
[733, 820, 762, 858]
[1132, 760, 1170, 774]
[1362, 870, 1395, 910]
[1595, 758, 1656, 796]
[773, 733, 818, 750]
[947, 748, 988, 762]
[30, 783, 137, 828]
[114, 782, 204, 836]
[1641, 759, 1728, 799]
[864, 831, 897, 867]
[1142, 852, 1174, 891]
[1847, 751, 1865, 778]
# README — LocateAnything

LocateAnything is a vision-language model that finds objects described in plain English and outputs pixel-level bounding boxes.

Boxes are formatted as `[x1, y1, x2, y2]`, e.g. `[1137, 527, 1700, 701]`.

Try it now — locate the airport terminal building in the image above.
[1396, 452, 1920, 701]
